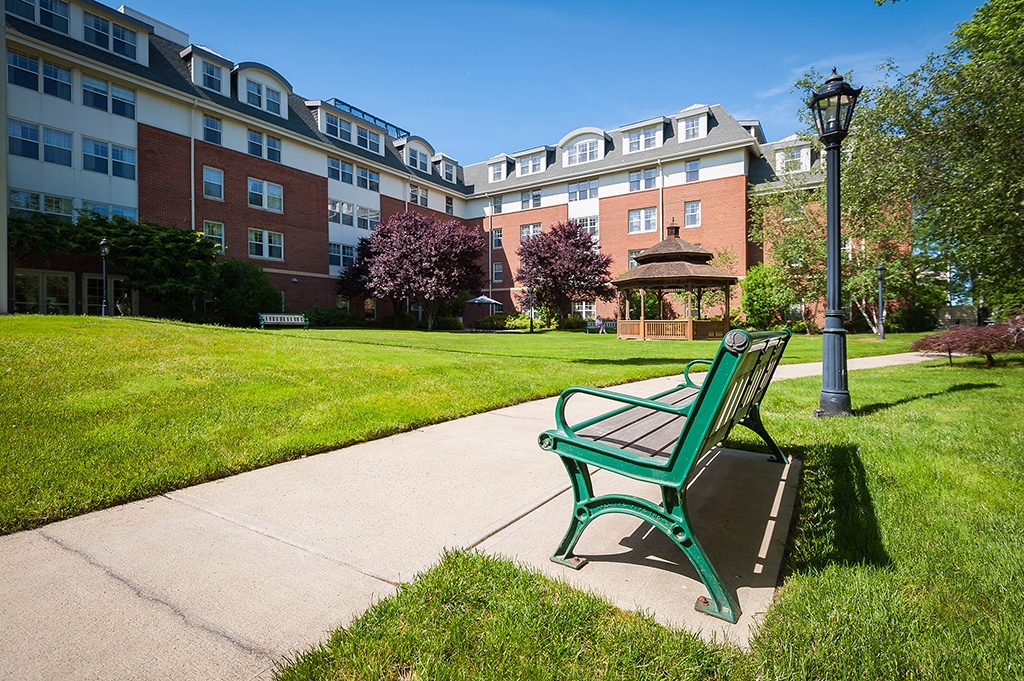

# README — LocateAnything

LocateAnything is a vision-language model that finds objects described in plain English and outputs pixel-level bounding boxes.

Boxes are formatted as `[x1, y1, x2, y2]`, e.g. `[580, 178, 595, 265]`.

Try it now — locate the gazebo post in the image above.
[640, 288, 646, 341]
[724, 284, 731, 333]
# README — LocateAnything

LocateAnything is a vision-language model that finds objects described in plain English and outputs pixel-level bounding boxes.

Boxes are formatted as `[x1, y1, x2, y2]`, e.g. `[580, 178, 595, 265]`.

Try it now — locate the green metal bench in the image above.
[537, 328, 791, 623]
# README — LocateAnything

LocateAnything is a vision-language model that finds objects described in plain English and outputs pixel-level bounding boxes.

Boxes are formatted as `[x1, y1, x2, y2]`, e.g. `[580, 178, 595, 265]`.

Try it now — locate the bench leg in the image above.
[740, 405, 788, 464]
[551, 457, 595, 570]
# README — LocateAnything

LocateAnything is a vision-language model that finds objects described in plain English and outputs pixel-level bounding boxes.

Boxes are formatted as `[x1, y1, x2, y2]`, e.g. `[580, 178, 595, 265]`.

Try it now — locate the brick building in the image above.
[3, 0, 805, 321]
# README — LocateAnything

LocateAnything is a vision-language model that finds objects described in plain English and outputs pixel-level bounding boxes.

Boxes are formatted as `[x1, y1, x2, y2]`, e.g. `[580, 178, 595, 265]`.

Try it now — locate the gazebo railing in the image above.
[616, 319, 729, 341]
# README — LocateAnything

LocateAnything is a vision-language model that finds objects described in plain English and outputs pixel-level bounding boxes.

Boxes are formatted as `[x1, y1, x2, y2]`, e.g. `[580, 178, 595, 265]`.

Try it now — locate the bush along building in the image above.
[3, 0, 807, 322]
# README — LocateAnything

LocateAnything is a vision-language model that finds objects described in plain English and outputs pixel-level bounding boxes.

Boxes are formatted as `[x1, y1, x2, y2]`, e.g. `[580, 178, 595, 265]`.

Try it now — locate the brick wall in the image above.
[138, 124, 334, 311]
[484, 204, 568, 311]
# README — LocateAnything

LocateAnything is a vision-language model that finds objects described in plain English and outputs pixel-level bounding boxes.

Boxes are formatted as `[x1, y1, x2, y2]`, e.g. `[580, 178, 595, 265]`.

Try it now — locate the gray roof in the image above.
[462, 105, 761, 194]
[5, 13, 473, 195]
[748, 137, 824, 191]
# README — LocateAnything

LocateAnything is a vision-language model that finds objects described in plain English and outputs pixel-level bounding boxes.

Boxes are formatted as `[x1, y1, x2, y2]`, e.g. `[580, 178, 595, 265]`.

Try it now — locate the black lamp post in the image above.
[99, 237, 110, 317]
[876, 263, 886, 340]
[810, 68, 861, 418]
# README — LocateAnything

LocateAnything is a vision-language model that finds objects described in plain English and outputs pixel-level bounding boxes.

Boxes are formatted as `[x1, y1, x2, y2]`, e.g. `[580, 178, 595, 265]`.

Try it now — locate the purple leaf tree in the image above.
[515, 220, 615, 327]
[366, 211, 485, 331]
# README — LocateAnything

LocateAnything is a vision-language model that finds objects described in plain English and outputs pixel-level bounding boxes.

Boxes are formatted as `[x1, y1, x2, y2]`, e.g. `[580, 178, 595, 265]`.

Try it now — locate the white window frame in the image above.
[684, 116, 700, 140]
[520, 223, 541, 241]
[567, 139, 599, 166]
[203, 115, 221, 145]
[246, 79, 262, 108]
[445, 196, 454, 215]
[356, 206, 380, 230]
[517, 152, 544, 176]
[443, 162, 455, 182]
[492, 227, 503, 249]
[568, 179, 598, 202]
[356, 167, 379, 192]
[266, 87, 282, 116]
[408, 148, 428, 172]
[357, 126, 381, 154]
[201, 60, 221, 92]
[43, 61, 71, 100]
[43, 127, 71, 166]
[203, 220, 224, 251]
[492, 262, 503, 283]
[628, 249, 643, 270]
[248, 228, 283, 260]
[8, 118, 40, 160]
[489, 162, 504, 182]
[627, 126, 658, 153]
[267, 135, 282, 163]
[203, 166, 224, 200]
[684, 200, 701, 227]
[628, 207, 657, 234]
[629, 168, 657, 192]
[248, 178, 283, 212]
[40, 0, 70, 33]
[247, 129, 263, 157]
[7, 50, 38, 90]
[521, 189, 541, 210]
[685, 160, 699, 183]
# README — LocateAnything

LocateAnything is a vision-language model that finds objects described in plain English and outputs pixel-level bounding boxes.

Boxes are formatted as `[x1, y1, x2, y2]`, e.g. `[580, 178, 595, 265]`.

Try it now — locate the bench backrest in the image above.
[665, 328, 790, 483]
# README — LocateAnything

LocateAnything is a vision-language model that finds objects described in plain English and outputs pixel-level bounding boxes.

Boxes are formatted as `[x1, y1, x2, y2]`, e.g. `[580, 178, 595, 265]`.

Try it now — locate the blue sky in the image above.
[130, 0, 981, 164]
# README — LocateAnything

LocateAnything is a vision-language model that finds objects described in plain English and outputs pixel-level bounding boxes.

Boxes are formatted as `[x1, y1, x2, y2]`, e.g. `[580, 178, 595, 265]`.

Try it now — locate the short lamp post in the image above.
[876, 263, 886, 340]
[528, 286, 535, 333]
[99, 237, 110, 317]
[810, 68, 861, 418]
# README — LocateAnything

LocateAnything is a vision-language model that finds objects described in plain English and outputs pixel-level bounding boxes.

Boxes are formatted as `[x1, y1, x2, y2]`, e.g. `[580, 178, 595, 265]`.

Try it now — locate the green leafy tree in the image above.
[740, 263, 798, 330]
[212, 260, 282, 327]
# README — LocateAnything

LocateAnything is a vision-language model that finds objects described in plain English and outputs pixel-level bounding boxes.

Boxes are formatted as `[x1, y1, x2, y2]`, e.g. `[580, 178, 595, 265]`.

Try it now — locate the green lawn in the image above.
[0, 316, 921, 534]
[278, 357, 1024, 681]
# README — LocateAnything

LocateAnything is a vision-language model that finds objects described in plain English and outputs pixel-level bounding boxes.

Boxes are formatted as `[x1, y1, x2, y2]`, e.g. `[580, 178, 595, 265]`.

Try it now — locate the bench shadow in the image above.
[854, 382, 998, 417]
[569, 442, 890, 598]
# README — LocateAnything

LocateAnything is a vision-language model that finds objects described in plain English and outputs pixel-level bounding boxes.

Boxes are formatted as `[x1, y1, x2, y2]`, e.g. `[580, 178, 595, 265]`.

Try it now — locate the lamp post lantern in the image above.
[99, 237, 110, 317]
[876, 263, 886, 340]
[810, 68, 861, 418]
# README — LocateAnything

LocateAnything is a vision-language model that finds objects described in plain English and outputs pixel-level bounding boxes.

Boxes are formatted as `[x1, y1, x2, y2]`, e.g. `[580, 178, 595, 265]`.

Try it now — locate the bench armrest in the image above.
[554, 385, 690, 436]
[682, 359, 713, 389]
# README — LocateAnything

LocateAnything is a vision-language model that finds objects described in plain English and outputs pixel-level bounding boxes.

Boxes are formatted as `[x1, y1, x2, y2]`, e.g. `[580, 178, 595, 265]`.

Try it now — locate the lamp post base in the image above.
[814, 390, 852, 418]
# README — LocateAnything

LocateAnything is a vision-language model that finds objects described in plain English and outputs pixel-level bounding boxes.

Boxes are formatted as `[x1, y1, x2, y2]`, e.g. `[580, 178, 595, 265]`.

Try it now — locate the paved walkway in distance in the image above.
[0, 352, 929, 680]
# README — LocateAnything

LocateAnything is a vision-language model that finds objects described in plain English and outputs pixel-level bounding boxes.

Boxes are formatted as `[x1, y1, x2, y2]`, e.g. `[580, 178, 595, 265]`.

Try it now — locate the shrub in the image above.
[305, 305, 351, 328]
[558, 316, 587, 330]
[504, 313, 535, 330]
[475, 313, 510, 330]
[432, 316, 464, 331]
[910, 313, 1024, 367]
[212, 260, 282, 328]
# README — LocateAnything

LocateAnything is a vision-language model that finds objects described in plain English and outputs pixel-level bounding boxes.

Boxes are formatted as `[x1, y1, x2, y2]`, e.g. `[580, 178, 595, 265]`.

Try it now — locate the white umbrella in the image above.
[466, 295, 502, 305]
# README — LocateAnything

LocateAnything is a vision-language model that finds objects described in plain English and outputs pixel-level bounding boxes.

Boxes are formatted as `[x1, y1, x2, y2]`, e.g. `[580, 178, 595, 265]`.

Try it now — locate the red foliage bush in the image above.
[911, 313, 1024, 367]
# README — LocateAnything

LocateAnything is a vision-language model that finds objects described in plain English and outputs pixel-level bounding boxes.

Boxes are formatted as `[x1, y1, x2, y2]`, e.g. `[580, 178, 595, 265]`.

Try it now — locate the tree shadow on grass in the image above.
[855, 383, 999, 417]
[784, 442, 891, 574]
[570, 357, 701, 368]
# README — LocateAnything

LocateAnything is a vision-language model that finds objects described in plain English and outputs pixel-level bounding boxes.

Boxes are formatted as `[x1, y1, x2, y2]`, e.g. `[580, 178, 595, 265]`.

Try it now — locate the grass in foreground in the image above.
[277, 358, 1024, 681]
[0, 316, 920, 534]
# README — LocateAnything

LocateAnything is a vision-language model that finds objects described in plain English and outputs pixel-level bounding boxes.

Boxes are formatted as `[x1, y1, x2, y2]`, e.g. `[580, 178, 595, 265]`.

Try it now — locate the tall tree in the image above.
[515, 221, 615, 326]
[365, 211, 485, 331]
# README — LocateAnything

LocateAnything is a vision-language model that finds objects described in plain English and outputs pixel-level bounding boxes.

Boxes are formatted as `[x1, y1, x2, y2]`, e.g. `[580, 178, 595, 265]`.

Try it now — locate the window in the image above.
[328, 199, 341, 223]
[82, 201, 136, 221]
[685, 160, 699, 183]
[40, 0, 69, 33]
[628, 249, 643, 270]
[7, 51, 38, 90]
[84, 13, 110, 50]
[408, 148, 428, 172]
[629, 168, 657, 192]
[356, 167, 379, 192]
[684, 200, 701, 227]
[518, 152, 544, 176]
[8, 119, 39, 159]
[628, 207, 657, 233]
[248, 178, 283, 212]
[410, 184, 427, 206]
[43, 61, 71, 100]
[111, 144, 135, 179]
[111, 85, 135, 119]
[329, 243, 342, 267]
[203, 166, 223, 200]
[14, 272, 72, 315]
[684, 116, 700, 140]
[112, 24, 136, 60]
[82, 137, 108, 174]
[267, 136, 282, 163]
[577, 216, 599, 246]
[342, 244, 356, 268]
[492, 262, 503, 283]
[203, 221, 224, 251]
[357, 126, 381, 153]
[248, 228, 283, 260]
[44, 194, 73, 219]
[443, 162, 455, 182]
[201, 61, 221, 91]
[341, 202, 354, 226]
[325, 113, 351, 142]
[520, 223, 541, 241]
[489, 162, 504, 182]
[247, 130, 263, 157]
[521, 189, 541, 209]
[43, 127, 71, 166]
[6, 0, 34, 21]
[492, 228, 503, 249]
[568, 179, 598, 201]
[783, 148, 804, 172]
[567, 139, 598, 165]
[82, 75, 108, 110]
[628, 126, 657, 152]
[203, 115, 221, 145]
[573, 301, 596, 319]
[246, 79, 262, 108]
[328, 158, 353, 184]
[8, 189, 73, 220]
[357, 206, 379, 230]
[266, 88, 282, 116]
[445, 196, 454, 215]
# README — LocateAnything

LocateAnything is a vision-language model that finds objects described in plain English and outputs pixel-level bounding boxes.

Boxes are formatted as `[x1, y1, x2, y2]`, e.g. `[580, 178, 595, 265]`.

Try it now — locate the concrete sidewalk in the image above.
[0, 352, 927, 680]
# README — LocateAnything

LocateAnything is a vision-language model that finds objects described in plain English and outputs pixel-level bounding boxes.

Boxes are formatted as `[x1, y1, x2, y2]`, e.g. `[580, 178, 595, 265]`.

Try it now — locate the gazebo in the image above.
[612, 221, 739, 340]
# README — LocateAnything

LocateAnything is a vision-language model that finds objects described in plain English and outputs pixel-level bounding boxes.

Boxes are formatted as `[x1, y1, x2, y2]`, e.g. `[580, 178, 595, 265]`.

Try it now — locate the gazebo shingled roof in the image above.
[612, 226, 738, 291]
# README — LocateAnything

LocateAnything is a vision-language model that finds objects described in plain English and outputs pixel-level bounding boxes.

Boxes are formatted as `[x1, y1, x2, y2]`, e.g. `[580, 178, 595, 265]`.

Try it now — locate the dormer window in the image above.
[84, 13, 110, 50]
[83, 12, 137, 61]
[780, 147, 807, 173]
[113, 25, 137, 60]
[7, 0, 33, 21]
[628, 126, 658, 152]
[443, 162, 455, 182]
[266, 88, 282, 115]
[408, 148, 428, 172]
[246, 79, 262, 107]
[40, 0, 69, 33]
[518, 152, 544, 176]
[201, 61, 221, 92]
[357, 126, 381, 154]
[325, 113, 351, 142]
[490, 162, 504, 182]
[567, 139, 599, 165]
[684, 117, 700, 139]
